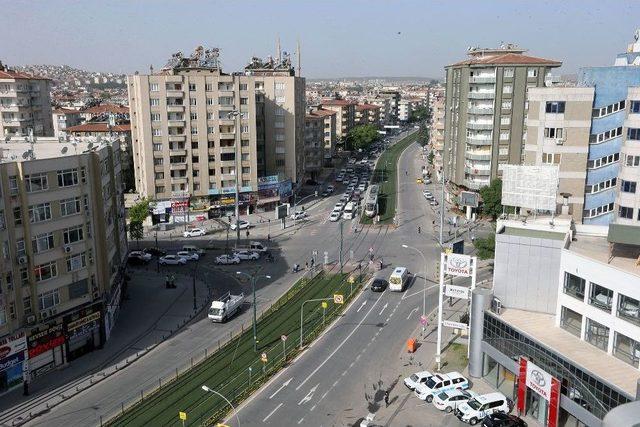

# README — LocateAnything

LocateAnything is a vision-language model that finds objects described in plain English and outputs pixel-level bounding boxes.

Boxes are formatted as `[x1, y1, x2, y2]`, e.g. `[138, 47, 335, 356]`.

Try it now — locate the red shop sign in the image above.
[28, 335, 66, 358]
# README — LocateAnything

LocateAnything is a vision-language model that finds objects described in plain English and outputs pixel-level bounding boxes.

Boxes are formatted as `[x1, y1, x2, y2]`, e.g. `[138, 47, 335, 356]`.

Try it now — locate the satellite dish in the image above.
[87, 142, 94, 150]
[22, 151, 30, 159]
[61, 146, 68, 154]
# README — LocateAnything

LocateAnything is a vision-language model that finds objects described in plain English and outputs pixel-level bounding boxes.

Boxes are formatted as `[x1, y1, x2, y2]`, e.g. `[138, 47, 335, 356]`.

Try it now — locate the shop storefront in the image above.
[26, 321, 66, 379]
[0, 333, 27, 394]
[64, 304, 103, 362]
[256, 176, 292, 212]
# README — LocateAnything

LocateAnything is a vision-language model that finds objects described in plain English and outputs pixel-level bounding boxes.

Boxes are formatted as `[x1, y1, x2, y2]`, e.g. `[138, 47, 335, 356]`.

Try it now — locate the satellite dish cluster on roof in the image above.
[163, 46, 221, 71]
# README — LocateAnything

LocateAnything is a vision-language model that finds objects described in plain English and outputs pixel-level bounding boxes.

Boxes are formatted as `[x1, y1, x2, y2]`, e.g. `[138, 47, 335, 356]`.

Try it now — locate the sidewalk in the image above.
[0, 267, 211, 425]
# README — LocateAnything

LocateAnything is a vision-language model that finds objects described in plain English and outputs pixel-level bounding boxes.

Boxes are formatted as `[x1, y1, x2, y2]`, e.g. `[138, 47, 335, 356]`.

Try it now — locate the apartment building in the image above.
[128, 47, 305, 209]
[430, 98, 445, 170]
[368, 97, 392, 125]
[0, 62, 54, 139]
[398, 99, 412, 122]
[378, 89, 400, 121]
[442, 45, 561, 190]
[303, 113, 323, 179]
[355, 103, 381, 127]
[524, 87, 594, 222]
[0, 140, 127, 393]
[308, 107, 337, 165]
[321, 99, 356, 141]
[52, 108, 83, 139]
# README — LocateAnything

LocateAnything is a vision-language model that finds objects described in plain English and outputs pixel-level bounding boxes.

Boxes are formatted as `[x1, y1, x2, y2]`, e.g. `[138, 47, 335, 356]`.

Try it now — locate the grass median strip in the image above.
[362, 131, 419, 224]
[108, 267, 368, 427]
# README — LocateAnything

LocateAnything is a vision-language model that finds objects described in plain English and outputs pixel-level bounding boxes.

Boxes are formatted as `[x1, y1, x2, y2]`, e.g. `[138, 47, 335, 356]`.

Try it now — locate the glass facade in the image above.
[613, 332, 640, 368]
[617, 293, 640, 326]
[588, 283, 613, 312]
[563, 272, 585, 300]
[560, 306, 582, 338]
[483, 313, 631, 420]
[585, 318, 609, 351]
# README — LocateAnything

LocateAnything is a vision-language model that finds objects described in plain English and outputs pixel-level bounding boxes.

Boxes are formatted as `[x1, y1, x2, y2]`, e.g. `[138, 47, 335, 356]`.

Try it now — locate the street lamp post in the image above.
[291, 192, 316, 227]
[299, 297, 334, 349]
[201, 385, 241, 427]
[192, 256, 199, 311]
[228, 109, 241, 246]
[402, 244, 427, 330]
[236, 271, 271, 352]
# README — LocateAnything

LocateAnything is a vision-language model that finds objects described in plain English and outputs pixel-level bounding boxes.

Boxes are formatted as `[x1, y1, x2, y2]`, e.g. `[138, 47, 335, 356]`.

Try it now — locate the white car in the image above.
[334, 202, 345, 211]
[291, 211, 308, 220]
[326, 185, 335, 192]
[177, 251, 199, 261]
[230, 220, 250, 230]
[415, 372, 470, 403]
[335, 175, 344, 182]
[128, 251, 152, 262]
[433, 389, 478, 413]
[340, 194, 350, 203]
[233, 250, 260, 260]
[215, 254, 241, 265]
[455, 392, 511, 425]
[404, 371, 433, 391]
[329, 211, 341, 222]
[183, 228, 206, 238]
[430, 200, 439, 206]
[346, 185, 355, 193]
[159, 255, 187, 266]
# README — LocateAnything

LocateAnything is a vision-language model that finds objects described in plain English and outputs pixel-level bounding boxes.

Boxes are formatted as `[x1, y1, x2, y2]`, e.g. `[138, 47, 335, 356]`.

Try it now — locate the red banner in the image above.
[517, 357, 527, 415]
[548, 377, 560, 427]
[28, 335, 65, 358]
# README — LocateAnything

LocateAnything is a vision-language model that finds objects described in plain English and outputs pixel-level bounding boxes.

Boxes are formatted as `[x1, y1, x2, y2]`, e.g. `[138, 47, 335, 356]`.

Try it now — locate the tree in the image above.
[129, 198, 150, 223]
[345, 124, 380, 151]
[409, 106, 429, 123]
[473, 233, 495, 260]
[128, 221, 144, 248]
[427, 151, 434, 165]
[479, 179, 503, 220]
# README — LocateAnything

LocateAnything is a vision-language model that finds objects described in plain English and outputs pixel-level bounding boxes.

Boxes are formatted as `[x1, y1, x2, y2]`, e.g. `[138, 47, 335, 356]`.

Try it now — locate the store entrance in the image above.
[526, 388, 549, 425]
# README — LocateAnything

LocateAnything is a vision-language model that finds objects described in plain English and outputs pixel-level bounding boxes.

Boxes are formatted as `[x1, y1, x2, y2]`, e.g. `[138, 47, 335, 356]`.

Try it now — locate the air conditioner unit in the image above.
[63, 245, 73, 253]
[26, 314, 36, 324]
[556, 137, 566, 145]
[93, 291, 100, 299]
[40, 309, 50, 319]
[18, 255, 27, 265]
[50, 307, 58, 316]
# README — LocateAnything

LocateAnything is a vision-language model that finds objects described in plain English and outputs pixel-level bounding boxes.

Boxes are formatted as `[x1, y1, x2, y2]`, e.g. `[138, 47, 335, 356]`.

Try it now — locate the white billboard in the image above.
[444, 254, 472, 277]
[501, 165, 558, 212]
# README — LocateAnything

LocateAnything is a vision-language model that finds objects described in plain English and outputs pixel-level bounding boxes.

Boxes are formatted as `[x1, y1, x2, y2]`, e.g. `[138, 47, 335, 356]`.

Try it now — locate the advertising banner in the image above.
[0, 333, 27, 360]
[444, 254, 472, 277]
[445, 284, 470, 299]
[525, 359, 553, 401]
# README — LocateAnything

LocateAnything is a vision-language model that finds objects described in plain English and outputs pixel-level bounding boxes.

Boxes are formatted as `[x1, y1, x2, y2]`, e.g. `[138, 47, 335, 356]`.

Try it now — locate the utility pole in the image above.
[339, 220, 343, 274]
[439, 164, 445, 247]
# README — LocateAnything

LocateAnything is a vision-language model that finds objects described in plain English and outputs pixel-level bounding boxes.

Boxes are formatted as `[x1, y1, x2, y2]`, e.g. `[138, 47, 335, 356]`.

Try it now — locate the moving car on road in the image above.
[326, 185, 335, 192]
[455, 392, 511, 425]
[389, 267, 409, 292]
[481, 413, 526, 427]
[329, 211, 341, 222]
[233, 250, 260, 260]
[433, 389, 478, 413]
[334, 201, 345, 211]
[215, 254, 241, 265]
[404, 370, 433, 391]
[177, 251, 199, 261]
[128, 251, 152, 262]
[208, 292, 244, 323]
[159, 255, 187, 266]
[415, 372, 469, 402]
[370, 278, 388, 292]
[230, 220, 250, 230]
[183, 228, 206, 238]
[291, 210, 308, 220]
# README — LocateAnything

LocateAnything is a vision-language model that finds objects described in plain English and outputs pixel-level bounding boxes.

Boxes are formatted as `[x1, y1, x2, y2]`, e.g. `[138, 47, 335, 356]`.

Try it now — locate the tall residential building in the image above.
[368, 97, 392, 125]
[321, 99, 356, 141]
[128, 47, 305, 209]
[308, 107, 336, 166]
[355, 104, 381, 127]
[378, 89, 400, 121]
[0, 140, 127, 393]
[430, 98, 445, 170]
[442, 45, 561, 190]
[398, 99, 412, 122]
[52, 108, 83, 139]
[303, 113, 323, 179]
[0, 62, 54, 138]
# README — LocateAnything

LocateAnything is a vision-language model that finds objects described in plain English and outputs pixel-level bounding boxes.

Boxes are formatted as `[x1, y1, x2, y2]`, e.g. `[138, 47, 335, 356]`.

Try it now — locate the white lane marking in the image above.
[269, 378, 293, 399]
[378, 303, 388, 315]
[263, 402, 283, 423]
[406, 307, 419, 320]
[297, 418, 305, 424]
[298, 383, 319, 405]
[310, 404, 317, 411]
[332, 380, 339, 388]
[402, 287, 409, 299]
[295, 291, 384, 391]
[401, 284, 439, 300]
[356, 300, 367, 313]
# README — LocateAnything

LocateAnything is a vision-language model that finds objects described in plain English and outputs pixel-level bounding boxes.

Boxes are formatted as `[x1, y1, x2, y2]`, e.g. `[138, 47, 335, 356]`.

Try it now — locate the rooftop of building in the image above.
[0, 62, 50, 81]
[53, 107, 81, 115]
[500, 226, 566, 240]
[82, 104, 129, 115]
[305, 112, 325, 121]
[356, 103, 381, 111]
[310, 108, 336, 117]
[0, 140, 112, 163]
[568, 229, 640, 279]
[449, 44, 561, 67]
[492, 308, 640, 398]
[322, 99, 357, 106]
[66, 122, 131, 133]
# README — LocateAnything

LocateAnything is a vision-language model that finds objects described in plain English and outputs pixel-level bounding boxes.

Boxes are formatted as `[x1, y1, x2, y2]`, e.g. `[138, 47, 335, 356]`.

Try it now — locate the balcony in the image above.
[465, 151, 492, 161]
[169, 149, 187, 156]
[467, 122, 493, 130]
[169, 163, 187, 170]
[220, 173, 236, 180]
[220, 146, 236, 153]
[465, 166, 491, 176]
[167, 120, 184, 127]
[469, 76, 496, 84]
[170, 176, 188, 184]
[464, 178, 490, 190]
[468, 107, 494, 115]
[468, 92, 495, 100]
[0, 104, 19, 112]
[2, 120, 20, 127]
[166, 90, 183, 98]
[466, 138, 493, 147]
[168, 134, 186, 142]
[219, 131, 236, 139]
[167, 105, 184, 113]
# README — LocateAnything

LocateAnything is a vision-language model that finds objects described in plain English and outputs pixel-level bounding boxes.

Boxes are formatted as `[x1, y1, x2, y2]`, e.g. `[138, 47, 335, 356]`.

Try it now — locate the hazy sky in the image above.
[3, 0, 640, 78]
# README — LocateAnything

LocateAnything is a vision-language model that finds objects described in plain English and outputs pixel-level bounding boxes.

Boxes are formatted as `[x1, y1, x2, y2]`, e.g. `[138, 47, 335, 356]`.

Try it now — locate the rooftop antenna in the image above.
[61, 146, 68, 155]
[276, 36, 281, 64]
[296, 39, 301, 77]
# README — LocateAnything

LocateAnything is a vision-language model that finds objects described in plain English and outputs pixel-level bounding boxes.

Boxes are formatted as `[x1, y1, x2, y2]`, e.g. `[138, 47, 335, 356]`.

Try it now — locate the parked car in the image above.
[329, 211, 341, 222]
[404, 371, 433, 391]
[291, 211, 308, 220]
[177, 251, 199, 261]
[230, 220, 250, 230]
[127, 256, 147, 266]
[433, 389, 478, 413]
[326, 185, 335, 192]
[370, 278, 388, 292]
[482, 413, 527, 427]
[340, 194, 350, 203]
[321, 190, 331, 197]
[430, 200, 439, 206]
[334, 202, 345, 211]
[416, 178, 424, 184]
[233, 250, 260, 260]
[335, 175, 344, 183]
[415, 372, 469, 402]
[159, 255, 187, 266]
[128, 250, 152, 262]
[423, 190, 432, 200]
[215, 254, 241, 265]
[183, 228, 206, 238]
[455, 392, 511, 425]
[182, 245, 205, 256]
[143, 247, 166, 257]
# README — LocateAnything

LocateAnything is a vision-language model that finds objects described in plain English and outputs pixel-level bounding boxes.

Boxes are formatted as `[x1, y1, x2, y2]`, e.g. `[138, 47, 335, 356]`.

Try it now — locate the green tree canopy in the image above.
[479, 179, 503, 220]
[473, 233, 495, 260]
[409, 106, 429, 123]
[129, 198, 150, 223]
[345, 124, 380, 151]
[128, 220, 144, 248]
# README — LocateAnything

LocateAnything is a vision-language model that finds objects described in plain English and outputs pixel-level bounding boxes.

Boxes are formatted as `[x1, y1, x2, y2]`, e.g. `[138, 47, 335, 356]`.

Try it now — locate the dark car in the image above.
[370, 278, 388, 292]
[482, 413, 527, 427]
[143, 247, 166, 257]
[127, 256, 147, 266]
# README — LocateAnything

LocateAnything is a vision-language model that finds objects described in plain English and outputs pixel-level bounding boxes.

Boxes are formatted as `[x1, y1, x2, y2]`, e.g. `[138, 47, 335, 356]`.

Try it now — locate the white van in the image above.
[182, 245, 205, 256]
[249, 241, 268, 253]
[389, 267, 408, 291]
[454, 392, 511, 425]
[342, 202, 357, 220]
[414, 372, 469, 402]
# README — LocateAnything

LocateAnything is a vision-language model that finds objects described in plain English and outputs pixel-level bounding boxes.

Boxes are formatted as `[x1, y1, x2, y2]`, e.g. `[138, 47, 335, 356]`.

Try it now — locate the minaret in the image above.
[296, 39, 301, 77]
[276, 36, 282, 64]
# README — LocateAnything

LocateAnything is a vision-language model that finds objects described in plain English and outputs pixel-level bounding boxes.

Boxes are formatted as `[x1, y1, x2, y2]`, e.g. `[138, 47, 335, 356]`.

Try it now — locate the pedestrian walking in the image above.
[305, 261, 309, 270]
[384, 390, 389, 406]
[246, 229, 250, 238]
[418, 226, 421, 234]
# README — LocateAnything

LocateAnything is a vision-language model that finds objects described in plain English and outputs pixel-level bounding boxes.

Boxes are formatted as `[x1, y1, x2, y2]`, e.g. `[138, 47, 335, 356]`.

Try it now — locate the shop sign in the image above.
[0, 333, 27, 360]
[67, 311, 101, 332]
[220, 197, 236, 206]
[28, 323, 65, 358]
[525, 359, 553, 401]
[444, 254, 472, 277]
[442, 320, 468, 330]
[29, 335, 66, 358]
[69, 322, 98, 340]
[444, 284, 469, 299]
[258, 175, 279, 185]
[0, 352, 24, 371]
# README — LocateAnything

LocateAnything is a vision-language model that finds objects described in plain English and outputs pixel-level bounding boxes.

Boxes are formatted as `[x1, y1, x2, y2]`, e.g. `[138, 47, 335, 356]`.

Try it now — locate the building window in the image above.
[585, 177, 616, 194]
[24, 173, 48, 192]
[8, 176, 18, 194]
[584, 202, 615, 219]
[29, 203, 52, 223]
[22, 296, 32, 316]
[38, 289, 60, 310]
[13, 207, 22, 225]
[34, 261, 57, 282]
[155, 186, 165, 193]
[68, 278, 89, 299]
[191, 127, 198, 135]
[628, 128, 640, 141]
[15, 239, 25, 257]
[153, 158, 164, 166]
[275, 82, 285, 90]
[241, 125, 249, 133]
[32, 232, 54, 253]
[153, 143, 163, 152]
[500, 116, 510, 125]
[621, 180, 637, 193]
[190, 112, 197, 120]
[57, 168, 79, 187]
[563, 272, 585, 300]
[545, 101, 565, 114]
[501, 100, 512, 110]
[618, 294, 640, 325]
[242, 167, 250, 174]
[189, 98, 197, 106]
[503, 85, 512, 94]
[592, 100, 626, 118]
[241, 139, 249, 147]
[619, 206, 634, 219]
[63, 225, 84, 244]
[631, 101, 640, 114]
[613, 332, 640, 369]
[542, 152, 561, 164]
[589, 283, 613, 312]
[544, 127, 563, 139]
[155, 172, 164, 180]
[66, 252, 87, 272]
[626, 155, 640, 167]
[189, 83, 196, 91]
[205, 83, 213, 91]
[150, 98, 160, 106]
[149, 83, 159, 92]
[588, 153, 619, 169]
[152, 128, 162, 137]
[151, 113, 161, 122]
[527, 68, 538, 78]
[241, 153, 249, 161]
[60, 197, 81, 216]
[590, 126, 623, 144]
[560, 306, 582, 338]
[240, 97, 248, 105]
[585, 318, 610, 351]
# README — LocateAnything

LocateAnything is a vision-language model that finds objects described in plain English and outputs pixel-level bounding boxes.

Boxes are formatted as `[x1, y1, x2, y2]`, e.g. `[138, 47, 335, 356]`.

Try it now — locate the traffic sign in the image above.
[348, 276, 355, 284]
[179, 411, 187, 421]
[420, 315, 428, 326]
[261, 352, 268, 363]
[321, 301, 328, 309]
[281, 334, 287, 342]
[333, 294, 344, 304]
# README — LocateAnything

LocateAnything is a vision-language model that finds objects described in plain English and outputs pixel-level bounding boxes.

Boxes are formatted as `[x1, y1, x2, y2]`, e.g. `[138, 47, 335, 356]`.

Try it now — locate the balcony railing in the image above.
[167, 120, 185, 127]
[467, 122, 493, 130]
[464, 178, 490, 190]
[465, 151, 492, 161]
[465, 166, 491, 176]
[469, 76, 496, 83]
[468, 92, 495, 100]
[468, 107, 494, 115]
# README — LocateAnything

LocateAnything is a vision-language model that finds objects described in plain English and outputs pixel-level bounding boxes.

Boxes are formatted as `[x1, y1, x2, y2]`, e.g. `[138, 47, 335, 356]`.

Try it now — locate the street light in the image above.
[236, 271, 271, 352]
[201, 385, 241, 427]
[228, 109, 241, 246]
[291, 192, 317, 227]
[402, 244, 427, 331]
